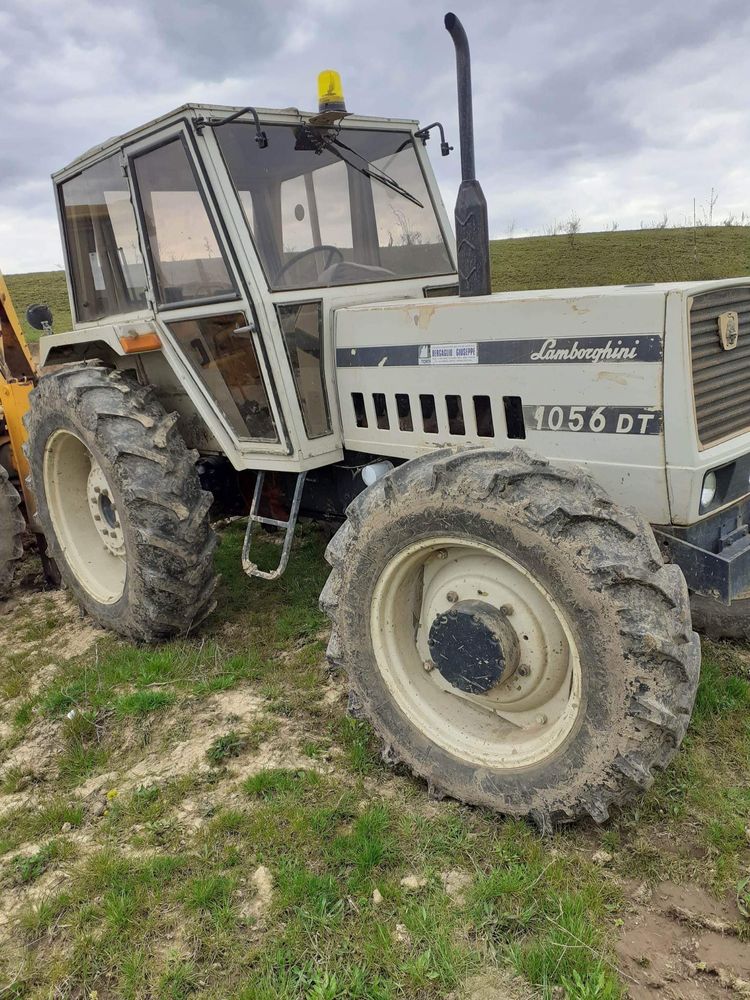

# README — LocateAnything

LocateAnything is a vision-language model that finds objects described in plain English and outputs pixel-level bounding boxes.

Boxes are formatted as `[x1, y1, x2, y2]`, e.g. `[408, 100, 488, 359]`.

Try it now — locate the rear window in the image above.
[59, 152, 147, 323]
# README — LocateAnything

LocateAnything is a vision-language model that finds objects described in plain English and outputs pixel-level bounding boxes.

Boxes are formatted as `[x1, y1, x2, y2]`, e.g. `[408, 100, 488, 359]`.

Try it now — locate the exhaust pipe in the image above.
[444, 12, 491, 297]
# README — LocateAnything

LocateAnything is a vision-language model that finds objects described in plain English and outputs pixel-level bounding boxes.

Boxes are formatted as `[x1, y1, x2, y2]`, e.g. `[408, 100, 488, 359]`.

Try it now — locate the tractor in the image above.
[4, 13, 750, 826]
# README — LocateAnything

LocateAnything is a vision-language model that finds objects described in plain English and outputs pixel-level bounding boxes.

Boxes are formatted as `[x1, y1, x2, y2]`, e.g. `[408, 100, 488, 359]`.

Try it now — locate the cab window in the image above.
[216, 124, 453, 290]
[59, 152, 147, 322]
[168, 313, 278, 442]
[131, 138, 237, 307]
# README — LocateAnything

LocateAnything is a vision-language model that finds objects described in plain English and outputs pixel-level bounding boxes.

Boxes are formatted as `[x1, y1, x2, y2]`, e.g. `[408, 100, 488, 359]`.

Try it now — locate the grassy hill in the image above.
[490, 225, 750, 290]
[5, 225, 750, 343]
[3, 270, 72, 344]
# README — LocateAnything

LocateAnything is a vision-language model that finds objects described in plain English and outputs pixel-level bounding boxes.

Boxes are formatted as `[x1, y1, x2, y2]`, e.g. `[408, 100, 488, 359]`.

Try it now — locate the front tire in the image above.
[25, 363, 218, 642]
[321, 448, 700, 827]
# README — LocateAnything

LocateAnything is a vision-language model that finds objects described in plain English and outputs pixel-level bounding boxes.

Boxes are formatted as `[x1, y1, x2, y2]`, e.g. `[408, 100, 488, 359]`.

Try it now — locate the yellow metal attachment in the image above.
[0, 379, 34, 514]
[317, 69, 346, 112]
[0, 270, 37, 518]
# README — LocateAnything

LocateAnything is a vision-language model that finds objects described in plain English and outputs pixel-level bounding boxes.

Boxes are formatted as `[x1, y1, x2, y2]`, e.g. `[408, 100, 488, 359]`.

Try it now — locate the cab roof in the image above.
[53, 103, 421, 180]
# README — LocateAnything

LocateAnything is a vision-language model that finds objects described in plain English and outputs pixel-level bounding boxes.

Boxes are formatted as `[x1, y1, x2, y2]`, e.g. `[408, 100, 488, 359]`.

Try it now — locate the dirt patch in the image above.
[111, 688, 313, 797]
[45, 591, 105, 659]
[454, 970, 539, 999]
[0, 860, 70, 932]
[237, 864, 273, 926]
[617, 880, 750, 998]
[0, 719, 61, 817]
[441, 869, 473, 905]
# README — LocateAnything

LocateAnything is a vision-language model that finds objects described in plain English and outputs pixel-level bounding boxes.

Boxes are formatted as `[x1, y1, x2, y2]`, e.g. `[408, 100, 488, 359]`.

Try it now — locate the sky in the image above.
[2, 0, 750, 273]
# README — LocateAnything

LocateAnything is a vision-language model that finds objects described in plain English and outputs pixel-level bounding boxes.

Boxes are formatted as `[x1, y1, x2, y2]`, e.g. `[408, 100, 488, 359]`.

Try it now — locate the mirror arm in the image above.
[414, 121, 453, 156]
[193, 107, 268, 148]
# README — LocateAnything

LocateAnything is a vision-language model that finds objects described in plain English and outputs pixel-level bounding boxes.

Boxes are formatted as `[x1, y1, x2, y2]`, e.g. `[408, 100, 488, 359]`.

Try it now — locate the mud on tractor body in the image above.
[5, 13, 750, 826]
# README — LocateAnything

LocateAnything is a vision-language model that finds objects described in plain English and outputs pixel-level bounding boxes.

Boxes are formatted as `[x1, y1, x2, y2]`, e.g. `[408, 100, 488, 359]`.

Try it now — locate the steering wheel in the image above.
[276, 244, 344, 282]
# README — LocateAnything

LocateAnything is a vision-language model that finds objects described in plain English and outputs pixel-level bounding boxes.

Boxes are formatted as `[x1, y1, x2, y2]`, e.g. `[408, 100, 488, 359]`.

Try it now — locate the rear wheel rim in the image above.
[43, 429, 126, 605]
[370, 536, 582, 769]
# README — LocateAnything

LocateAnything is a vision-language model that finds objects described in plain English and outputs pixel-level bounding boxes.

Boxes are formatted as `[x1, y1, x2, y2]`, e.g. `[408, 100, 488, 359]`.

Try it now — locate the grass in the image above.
[1, 518, 749, 996]
[206, 730, 248, 765]
[490, 225, 750, 291]
[8, 838, 74, 886]
[8, 523, 328, 737]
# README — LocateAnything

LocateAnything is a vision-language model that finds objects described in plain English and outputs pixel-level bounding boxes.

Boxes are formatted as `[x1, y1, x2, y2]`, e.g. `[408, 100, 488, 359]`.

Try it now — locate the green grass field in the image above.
[1, 527, 749, 999]
[2, 229, 750, 998]
[5, 224, 750, 345]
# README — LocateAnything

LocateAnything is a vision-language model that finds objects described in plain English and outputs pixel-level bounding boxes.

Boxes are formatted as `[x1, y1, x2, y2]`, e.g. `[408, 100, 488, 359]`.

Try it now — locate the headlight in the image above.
[701, 471, 717, 509]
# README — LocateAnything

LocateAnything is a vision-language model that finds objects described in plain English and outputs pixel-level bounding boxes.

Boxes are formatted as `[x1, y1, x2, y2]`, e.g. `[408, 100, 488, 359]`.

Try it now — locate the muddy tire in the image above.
[321, 447, 700, 827]
[689, 593, 750, 641]
[25, 362, 218, 642]
[0, 466, 24, 598]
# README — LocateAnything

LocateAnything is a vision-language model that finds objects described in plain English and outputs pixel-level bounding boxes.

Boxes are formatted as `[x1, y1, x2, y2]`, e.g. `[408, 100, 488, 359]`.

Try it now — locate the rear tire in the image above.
[0, 466, 24, 598]
[321, 447, 700, 827]
[25, 363, 218, 642]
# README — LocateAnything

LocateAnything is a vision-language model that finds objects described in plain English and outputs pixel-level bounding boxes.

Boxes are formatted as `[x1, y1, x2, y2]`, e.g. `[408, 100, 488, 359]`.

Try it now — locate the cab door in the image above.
[126, 123, 290, 460]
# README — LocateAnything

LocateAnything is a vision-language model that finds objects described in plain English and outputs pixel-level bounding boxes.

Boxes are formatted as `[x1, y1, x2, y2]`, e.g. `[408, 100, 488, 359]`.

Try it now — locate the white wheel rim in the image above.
[370, 536, 582, 769]
[43, 429, 126, 605]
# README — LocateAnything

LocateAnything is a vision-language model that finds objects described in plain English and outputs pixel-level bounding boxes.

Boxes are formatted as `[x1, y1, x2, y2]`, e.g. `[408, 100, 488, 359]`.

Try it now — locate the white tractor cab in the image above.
[24, 13, 750, 825]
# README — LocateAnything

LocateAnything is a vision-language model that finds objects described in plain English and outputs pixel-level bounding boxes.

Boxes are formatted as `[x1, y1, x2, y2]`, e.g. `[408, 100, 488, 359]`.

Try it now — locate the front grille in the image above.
[690, 285, 750, 446]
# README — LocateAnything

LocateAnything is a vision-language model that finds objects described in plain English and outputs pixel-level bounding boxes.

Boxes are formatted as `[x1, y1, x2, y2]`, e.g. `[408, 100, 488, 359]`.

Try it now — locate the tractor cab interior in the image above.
[214, 122, 454, 290]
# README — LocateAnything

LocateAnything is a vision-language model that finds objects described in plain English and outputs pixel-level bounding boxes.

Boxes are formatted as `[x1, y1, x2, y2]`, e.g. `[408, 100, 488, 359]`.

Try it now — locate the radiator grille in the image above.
[690, 285, 750, 446]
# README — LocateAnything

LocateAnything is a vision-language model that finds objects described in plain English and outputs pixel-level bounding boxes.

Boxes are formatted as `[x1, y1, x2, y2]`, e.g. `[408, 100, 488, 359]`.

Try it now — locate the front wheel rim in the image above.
[370, 536, 583, 770]
[43, 429, 126, 605]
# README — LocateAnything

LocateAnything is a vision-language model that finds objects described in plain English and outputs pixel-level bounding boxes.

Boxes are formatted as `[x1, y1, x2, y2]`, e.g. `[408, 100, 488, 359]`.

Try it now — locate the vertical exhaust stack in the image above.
[444, 12, 491, 297]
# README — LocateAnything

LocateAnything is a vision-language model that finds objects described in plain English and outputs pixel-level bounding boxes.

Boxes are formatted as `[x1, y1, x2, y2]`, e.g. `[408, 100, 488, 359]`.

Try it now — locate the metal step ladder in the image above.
[241, 471, 307, 581]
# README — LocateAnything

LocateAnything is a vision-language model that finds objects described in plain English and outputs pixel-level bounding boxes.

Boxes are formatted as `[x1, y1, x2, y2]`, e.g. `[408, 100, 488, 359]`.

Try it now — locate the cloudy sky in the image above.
[2, 0, 750, 273]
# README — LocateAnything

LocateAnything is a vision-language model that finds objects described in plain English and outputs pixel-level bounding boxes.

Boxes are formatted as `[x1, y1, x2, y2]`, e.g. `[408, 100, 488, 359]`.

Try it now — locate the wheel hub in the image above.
[427, 599, 520, 694]
[87, 462, 124, 558]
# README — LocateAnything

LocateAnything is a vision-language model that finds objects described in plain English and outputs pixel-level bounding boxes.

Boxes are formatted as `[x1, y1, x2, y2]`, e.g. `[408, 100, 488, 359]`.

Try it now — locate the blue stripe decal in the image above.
[336, 334, 663, 368]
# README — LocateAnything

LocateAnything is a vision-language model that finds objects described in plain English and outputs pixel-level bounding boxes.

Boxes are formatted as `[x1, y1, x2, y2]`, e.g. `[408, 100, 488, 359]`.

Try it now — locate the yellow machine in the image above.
[0, 272, 37, 595]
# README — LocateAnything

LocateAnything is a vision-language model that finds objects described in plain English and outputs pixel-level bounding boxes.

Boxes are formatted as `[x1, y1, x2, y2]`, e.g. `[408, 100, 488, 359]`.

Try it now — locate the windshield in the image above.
[215, 123, 454, 291]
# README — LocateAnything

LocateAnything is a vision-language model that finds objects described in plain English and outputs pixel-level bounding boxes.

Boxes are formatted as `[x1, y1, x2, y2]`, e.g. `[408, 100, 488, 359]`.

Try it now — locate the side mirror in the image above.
[26, 304, 53, 331]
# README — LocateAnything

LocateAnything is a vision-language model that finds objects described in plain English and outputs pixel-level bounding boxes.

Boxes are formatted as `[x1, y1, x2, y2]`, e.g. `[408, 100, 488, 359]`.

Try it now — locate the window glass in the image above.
[370, 147, 449, 274]
[314, 161, 353, 247]
[132, 139, 236, 305]
[276, 301, 330, 438]
[216, 123, 453, 290]
[168, 313, 278, 442]
[60, 153, 147, 322]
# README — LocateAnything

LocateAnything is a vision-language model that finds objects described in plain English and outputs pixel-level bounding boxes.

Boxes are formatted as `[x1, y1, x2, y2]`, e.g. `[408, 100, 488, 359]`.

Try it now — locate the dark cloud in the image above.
[2, 0, 750, 271]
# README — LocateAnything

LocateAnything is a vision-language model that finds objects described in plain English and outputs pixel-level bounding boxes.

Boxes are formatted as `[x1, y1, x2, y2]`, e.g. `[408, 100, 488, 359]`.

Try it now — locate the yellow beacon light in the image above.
[317, 70, 346, 113]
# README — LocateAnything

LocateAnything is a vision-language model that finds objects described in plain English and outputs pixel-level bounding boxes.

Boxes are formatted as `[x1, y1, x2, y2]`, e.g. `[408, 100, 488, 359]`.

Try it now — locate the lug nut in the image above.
[423, 660, 434, 672]
[435, 549, 448, 560]
[535, 714, 547, 726]
[93, 515, 101, 522]
[500, 604, 514, 616]
[518, 665, 530, 677]
[446, 591, 459, 604]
